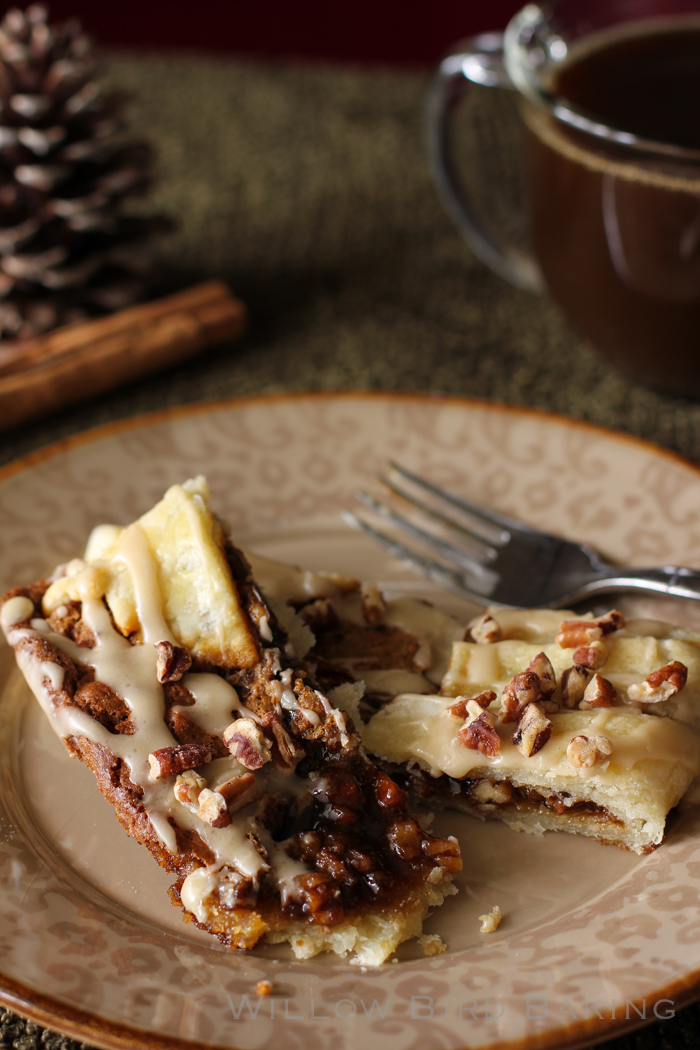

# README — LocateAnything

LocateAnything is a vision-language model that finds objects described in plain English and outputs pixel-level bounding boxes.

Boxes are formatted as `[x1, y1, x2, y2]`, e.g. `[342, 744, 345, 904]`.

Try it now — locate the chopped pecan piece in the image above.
[288, 872, 342, 920]
[556, 620, 603, 649]
[223, 718, 272, 769]
[626, 660, 688, 703]
[299, 598, 338, 630]
[512, 702, 552, 757]
[372, 769, 406, 808]
[217, 867, 257, 909]
[197, 788, 231, 828]
[422, 834, 462, 873]
[498, 670, 540, 723]
[268, 718, 305, 769]
[360, 581, 386, 623]
[154, 640, 192, 683]
[459, 710, 500, 757]
[471, 779, 513, 805]
[580, 673, 617, 709]
[446, 690, 496, 722]
[573, 641, 609, 670]
[148, 743, 212, 779]
[466, 612, 502, 644]
[173, 768, 207, 808]
[527, 652, 556, 696]
[216, 772, 257, 813]
[387, 817, 423, 860]
[567, 734, 613, 769]
[561, 665, 592, 708]
[597, 609, 626, 634]
[556, 610, 624, 649]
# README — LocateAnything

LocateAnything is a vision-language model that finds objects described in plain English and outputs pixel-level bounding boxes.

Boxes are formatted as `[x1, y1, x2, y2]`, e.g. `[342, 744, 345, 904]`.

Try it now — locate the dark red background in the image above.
[15, 1, 523, 65]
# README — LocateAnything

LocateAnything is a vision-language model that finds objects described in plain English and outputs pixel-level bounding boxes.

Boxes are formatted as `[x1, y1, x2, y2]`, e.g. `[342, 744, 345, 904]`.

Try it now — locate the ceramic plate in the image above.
[2, 392, 700, 1050]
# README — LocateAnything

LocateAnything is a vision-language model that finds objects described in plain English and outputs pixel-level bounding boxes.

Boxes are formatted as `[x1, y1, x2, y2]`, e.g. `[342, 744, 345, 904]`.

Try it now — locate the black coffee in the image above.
[524, 21, 700, 395]
[555, 25, 700, 151]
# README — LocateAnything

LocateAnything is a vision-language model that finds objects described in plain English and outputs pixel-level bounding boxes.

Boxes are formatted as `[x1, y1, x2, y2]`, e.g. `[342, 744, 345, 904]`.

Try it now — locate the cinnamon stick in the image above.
[0, 281, 246, 432]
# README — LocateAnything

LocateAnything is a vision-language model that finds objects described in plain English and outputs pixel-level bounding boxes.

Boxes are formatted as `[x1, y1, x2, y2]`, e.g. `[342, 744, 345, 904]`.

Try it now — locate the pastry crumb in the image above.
[479, 905, 502, 934]
[256, 979, 272, 996]
[419, 933, 446, 956]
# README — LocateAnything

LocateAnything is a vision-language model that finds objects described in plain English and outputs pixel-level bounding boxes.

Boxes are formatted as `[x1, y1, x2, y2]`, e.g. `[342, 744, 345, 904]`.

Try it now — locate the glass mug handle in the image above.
[426, 33, 544, 293]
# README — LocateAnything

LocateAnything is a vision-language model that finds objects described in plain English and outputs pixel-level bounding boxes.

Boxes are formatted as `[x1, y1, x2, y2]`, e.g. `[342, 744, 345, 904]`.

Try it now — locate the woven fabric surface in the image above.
[0, 53, 699, 1050]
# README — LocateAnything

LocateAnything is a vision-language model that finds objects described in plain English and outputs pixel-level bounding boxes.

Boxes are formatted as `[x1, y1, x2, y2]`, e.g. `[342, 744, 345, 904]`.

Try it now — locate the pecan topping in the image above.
[580, 673, 617, 709]
[197, 788, 232, 828]
[596, 609, 626, 634]
[561, 665, 592, 708]
[299, 598, 338, 631]
[567, 734, 613, 769]
[527, 652, 556, 696]
[216, 772, 257, 813]
[422, 834, 462, 873]
[288, 872, 343, 921]
[223, 718, 272, 769]
[499, 670, 540, 723]
[459, 710, 500, 757]
[572, 641, 609, 670]
[268, 716, 305, 769]
[360, 581, 386, 623]
[512, 702, 552, 757]
[626, 660, 688, 704]
[372, 769, 406, 808]
[173, 768, 207, 808]
[465, 612, 502, 644]
[387, 817, 423, 860]
[446, 690, 496, 722]
[154, 640, 192, 683]
[556, 610, 624, 650]
[148, 743, 212, 779]
[556, 620, 602, 648]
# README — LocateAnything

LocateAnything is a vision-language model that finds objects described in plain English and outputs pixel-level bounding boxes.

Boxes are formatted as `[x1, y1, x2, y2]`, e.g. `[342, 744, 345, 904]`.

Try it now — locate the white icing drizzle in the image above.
[1, 595, 34, 629]
[258, 614, 273, 642]
[315, 689, 350, 746]
[276, 667, 321, 725]
[175, 672, 242, 735]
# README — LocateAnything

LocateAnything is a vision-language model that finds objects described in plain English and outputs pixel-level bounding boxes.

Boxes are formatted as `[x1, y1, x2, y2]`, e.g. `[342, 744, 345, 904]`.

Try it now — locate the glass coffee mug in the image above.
[427, 0, 700, 397]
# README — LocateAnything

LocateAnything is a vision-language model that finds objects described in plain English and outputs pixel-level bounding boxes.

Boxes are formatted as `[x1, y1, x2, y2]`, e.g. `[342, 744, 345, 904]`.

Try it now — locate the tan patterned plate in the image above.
[1, 392, 700, 1050]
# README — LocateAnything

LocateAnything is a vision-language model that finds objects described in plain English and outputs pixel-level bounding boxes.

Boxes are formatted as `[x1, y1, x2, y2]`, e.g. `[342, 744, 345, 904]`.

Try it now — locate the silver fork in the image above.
[342, 462, 700, 608]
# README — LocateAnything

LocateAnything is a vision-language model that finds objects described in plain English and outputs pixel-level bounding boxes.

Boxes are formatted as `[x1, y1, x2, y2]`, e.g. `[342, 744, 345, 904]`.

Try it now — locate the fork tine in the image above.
[378, 473, 500, 557]
[342, 510, 495, 603]
[355, 490, 497, 582]
[389, 462, 532, 540]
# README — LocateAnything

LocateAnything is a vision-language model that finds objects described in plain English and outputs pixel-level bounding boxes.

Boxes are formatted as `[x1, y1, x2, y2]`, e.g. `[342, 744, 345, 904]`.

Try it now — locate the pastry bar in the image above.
[271, 571, 700, 856]
[360, 608, 700, 854]
[0, 478, 460, 966]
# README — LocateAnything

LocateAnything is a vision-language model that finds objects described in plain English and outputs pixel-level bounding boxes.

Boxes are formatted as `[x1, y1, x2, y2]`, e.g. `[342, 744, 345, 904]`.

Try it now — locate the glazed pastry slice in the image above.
[0, 478, 459, 965]
[361, 608, 700, 854]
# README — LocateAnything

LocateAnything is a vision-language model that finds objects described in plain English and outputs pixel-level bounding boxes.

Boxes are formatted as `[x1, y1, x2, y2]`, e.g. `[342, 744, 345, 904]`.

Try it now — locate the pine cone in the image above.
[0, 3, 169, 339]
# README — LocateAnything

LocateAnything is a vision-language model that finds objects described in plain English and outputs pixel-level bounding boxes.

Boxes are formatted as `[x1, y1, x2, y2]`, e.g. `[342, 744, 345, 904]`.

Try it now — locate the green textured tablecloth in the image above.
[1, 52, 699, 1050]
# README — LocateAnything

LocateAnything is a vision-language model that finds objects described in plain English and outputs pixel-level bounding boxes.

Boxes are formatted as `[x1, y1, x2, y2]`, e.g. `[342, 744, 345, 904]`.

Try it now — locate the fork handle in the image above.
[586, 565, 700, 602]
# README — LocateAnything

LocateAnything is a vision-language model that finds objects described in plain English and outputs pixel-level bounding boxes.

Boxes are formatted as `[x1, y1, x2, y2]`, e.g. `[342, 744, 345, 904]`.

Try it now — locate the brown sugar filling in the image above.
[388, 764, 625, 829]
